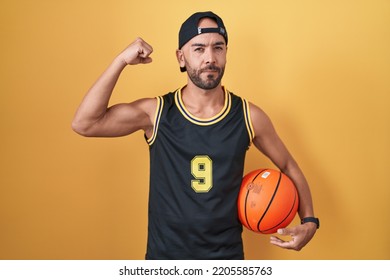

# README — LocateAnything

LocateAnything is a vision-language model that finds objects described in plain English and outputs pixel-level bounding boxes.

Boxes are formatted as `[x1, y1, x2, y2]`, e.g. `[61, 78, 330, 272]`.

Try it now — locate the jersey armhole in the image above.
[145, 96, 164, 146]
[242, 99, 255, 141]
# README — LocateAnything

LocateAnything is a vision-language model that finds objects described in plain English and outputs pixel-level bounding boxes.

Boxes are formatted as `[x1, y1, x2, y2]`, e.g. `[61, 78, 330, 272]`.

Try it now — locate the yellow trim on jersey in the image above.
[146, 96, 164, 146]
[174, 86, 232, 126]
[242, 99, 255, 141]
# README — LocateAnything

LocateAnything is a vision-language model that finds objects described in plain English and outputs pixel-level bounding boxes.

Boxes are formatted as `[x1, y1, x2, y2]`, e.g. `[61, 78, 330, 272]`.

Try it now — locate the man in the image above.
[72, 11, 319, 259]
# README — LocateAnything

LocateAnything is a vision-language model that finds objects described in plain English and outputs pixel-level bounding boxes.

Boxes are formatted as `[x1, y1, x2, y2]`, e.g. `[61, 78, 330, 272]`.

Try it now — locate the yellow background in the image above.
[1, 0, 389, 260]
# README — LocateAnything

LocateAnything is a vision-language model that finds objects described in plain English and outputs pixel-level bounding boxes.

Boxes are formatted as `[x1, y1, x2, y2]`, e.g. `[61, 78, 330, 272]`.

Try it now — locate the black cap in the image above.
[178, 11, 228, 72]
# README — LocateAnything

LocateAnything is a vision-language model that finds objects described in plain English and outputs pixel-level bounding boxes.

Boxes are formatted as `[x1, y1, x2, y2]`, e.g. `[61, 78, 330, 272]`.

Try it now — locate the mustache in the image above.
[200, 65, 221, 73]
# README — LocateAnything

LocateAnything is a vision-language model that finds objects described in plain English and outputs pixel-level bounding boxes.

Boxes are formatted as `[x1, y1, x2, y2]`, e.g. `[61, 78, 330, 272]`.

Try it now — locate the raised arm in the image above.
[249, 102, 317, 250]
[72, 38, 156, 137]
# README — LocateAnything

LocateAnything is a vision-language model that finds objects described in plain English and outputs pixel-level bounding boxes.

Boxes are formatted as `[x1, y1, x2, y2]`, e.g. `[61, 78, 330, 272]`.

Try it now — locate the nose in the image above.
[204, 48, 216, 65]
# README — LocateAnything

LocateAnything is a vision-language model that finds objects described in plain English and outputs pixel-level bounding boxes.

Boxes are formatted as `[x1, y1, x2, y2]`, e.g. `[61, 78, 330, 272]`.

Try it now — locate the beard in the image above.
[186, 64, 225, 90]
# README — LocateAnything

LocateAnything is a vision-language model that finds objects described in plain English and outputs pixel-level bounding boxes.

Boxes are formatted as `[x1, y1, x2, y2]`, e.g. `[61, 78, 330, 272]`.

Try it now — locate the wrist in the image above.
[113, 56, 128, 69]
[301, 217, 320, 229]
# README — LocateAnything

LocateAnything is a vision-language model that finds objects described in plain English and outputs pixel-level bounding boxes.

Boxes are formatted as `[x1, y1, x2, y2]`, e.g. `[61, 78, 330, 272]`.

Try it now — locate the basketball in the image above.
[237, 168, 299, 234]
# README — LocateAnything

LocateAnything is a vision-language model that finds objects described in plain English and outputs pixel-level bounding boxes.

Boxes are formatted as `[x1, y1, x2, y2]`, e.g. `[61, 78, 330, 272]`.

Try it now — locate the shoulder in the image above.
[127, 97, 158, 116]
[248, 102, 270, 121]
[222, 88, 268, 121]
[133, 89, 177, 113]
[138, 90, 177, 126]
[247, 102, 275, 135]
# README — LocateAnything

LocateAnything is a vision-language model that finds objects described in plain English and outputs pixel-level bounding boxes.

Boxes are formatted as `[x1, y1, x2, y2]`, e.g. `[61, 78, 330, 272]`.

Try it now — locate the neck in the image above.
[180, 84, 225, 119]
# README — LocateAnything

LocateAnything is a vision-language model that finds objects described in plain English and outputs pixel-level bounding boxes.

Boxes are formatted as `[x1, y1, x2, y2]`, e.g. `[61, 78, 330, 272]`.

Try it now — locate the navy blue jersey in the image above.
[145, 87, 254, 259]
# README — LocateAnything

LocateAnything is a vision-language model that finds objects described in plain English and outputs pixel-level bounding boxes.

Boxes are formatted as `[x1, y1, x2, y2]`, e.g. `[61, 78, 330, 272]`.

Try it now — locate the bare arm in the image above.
[72, 38, 156, 137]
[249, 102, 317, 250]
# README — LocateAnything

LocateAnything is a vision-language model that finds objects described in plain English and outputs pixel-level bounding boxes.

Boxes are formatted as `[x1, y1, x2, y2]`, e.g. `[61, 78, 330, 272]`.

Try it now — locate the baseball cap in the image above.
[178, 11, 228, 72]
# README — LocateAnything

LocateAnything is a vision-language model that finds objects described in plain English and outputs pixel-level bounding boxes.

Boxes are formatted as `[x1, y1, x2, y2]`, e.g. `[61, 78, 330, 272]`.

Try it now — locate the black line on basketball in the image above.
[244, 169, 266, 232]
[261, 176, 298, 233]
[257, 171, 282, 232]
[244, 190, 253, 231]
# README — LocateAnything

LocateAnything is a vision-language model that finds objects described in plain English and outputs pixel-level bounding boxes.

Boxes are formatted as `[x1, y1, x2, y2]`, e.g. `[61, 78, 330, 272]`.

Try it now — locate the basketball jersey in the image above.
[145, 86, 255, 260]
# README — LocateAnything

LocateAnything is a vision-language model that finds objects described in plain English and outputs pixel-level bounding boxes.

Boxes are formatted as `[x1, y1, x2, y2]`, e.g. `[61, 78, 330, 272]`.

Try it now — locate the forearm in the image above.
[282, 162, 315, 219]
[72, 57, 126, 135]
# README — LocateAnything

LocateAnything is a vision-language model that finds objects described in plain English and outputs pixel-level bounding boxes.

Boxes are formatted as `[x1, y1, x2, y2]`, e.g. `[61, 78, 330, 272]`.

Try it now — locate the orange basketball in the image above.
[237, 168, 299, 234]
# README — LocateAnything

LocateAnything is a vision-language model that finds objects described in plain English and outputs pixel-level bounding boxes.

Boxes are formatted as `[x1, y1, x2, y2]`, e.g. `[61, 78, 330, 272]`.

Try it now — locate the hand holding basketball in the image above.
[237, 168, 299, 234]
[269, 222, 318, 251]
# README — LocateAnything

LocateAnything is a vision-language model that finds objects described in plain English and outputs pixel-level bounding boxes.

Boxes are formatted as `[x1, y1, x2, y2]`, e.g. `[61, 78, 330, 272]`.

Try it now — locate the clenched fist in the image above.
[118, 37, 153, 66]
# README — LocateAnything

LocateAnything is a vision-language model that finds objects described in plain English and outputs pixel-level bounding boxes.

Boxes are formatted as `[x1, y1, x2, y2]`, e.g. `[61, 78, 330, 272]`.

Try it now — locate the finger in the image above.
[137, 39, 153, 57]
[136, 48, 153, 64]
[277, 227, 294, 236]
[138, 45, 153, 57]
[139, 56, 153, 64]
[141, 39, 153, 54]
[269, 236, 282, 243]
[136, 46, 153, 63]
[270, 235, 295, 249]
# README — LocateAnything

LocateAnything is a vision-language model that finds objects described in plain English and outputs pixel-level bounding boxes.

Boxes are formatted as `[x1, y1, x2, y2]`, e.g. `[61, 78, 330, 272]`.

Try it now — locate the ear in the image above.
[176, 49, 185, 68]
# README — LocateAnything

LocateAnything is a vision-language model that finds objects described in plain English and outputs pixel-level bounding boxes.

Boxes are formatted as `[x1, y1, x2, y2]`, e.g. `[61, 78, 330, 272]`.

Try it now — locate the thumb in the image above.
[277, 227, 293, 236]
[139, 56, 153, 64]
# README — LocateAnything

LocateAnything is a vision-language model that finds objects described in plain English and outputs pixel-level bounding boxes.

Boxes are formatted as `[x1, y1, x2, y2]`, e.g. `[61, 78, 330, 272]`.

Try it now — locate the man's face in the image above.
[178, 18, 227, 90]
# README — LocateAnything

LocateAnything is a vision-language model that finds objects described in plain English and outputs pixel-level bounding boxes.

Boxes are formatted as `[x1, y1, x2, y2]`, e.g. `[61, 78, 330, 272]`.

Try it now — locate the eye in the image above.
[214, 45, 225, 52]
[194, 47, 204, 52]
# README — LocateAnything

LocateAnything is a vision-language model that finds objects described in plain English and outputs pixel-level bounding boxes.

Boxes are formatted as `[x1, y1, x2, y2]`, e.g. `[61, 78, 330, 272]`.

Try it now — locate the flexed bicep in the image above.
[72, 38, 155, 137]
[75, 98, 156, 137]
